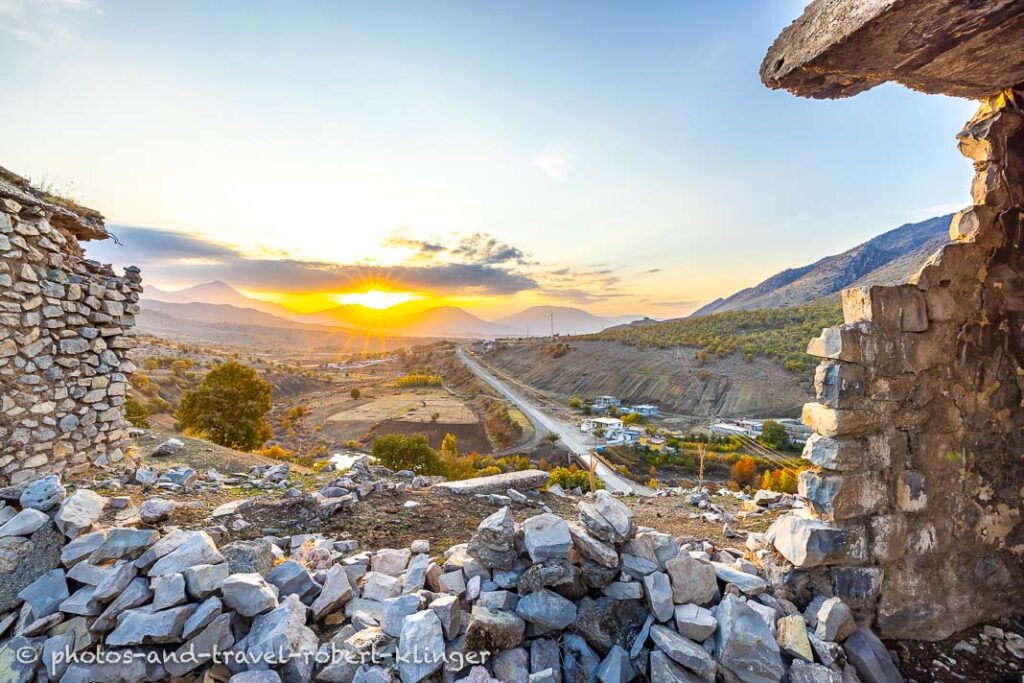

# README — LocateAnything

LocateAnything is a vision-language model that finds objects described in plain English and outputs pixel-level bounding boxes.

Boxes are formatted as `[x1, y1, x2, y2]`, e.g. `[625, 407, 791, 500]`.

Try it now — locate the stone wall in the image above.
[0, 168, 141, 485]
[768, 91, 1024, 640]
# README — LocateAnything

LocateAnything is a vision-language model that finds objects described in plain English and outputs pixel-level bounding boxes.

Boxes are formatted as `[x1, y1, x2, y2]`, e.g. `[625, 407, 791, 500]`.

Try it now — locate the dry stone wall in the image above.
[0, 169, 141, 485]
[769, 90, 1024, 640]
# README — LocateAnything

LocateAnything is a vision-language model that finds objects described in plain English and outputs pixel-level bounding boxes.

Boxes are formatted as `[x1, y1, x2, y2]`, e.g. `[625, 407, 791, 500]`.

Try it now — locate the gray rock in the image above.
[60, 530, 108, 566]
[430, 594, 461, 640]
[789, 660, 843, 683]
[530, 637, 561, 683]
[379, 595, 422, 637]
[363, 571, 401, 601]
[106, 604, 196, 646]
[0, 508, 49, 537]
[568, 521, 620, 568]
[398, 609, 445, 683]
[19, 474, 65, 511]
[0, 636, 41, 683]
[492, 647, 529, 683]
[230, 672, 283, 683]
[673, 604, 717, 642]
[649, 624, 715, 681]
[182, 562, 230, 600]
[522, 513, 573, 562]
[0, 519, 62, 612]
[465, 606, 526, 652]
[643, 572, 674, 622]
[148, 531, 223, 576]
[18, 568, 68, 621]
[166, 613, 235, 677]
[842, 628, 905, 683]
[403, 552, 430, 593]
[478, 590, 520, 611]
[151, 438, 184, 457]
[43, 630, 76, 680]
[91, 578, 153, 633]
[665, 552, 718, 606]
[151, 572, 188, 610]
[602, 582, 643, 600]
[90, 528, 159, 563]
[621, 553, 659, 579]
[60, 585, 102, 616]
[183, 596, 223, 639]
[371, 548, 411, 577]
[777, 614, 814, 661]
[596, 644, 635, 683]
[139, 498, 177, 524]
[574, 596, 649, 655]
[815, 597, 857, 642]
[312, 564, 354, 621]
[712, 594, 784, 683]
[578, 491, 635, 545]
[222, 573, 279, 617]
[768, 514, 847, 568]
[221, 538, 276, 576]
[648, 650, 703, 683]
[236, 595, 317, 680]
[55, 489, 107, 538]
[267, 560, 320, 603]
[565, 633, 602, 681]
[92, 560, 139, 602]
[710, 562, 768, 595]
[516, 588, 578, 633]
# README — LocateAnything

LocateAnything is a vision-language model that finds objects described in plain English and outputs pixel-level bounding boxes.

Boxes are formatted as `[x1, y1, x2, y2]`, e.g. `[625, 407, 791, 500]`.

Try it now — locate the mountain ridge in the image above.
[692, 213, 953, 316]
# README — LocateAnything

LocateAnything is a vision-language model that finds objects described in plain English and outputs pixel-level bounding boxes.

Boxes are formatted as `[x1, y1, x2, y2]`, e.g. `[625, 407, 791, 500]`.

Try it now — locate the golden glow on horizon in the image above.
[335, 289, 423, 310]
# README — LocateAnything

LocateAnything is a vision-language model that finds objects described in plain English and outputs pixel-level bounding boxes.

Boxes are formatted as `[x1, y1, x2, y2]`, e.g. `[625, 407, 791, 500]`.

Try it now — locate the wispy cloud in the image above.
[532, 144, 572, 182]
[0, 0, 99, 45]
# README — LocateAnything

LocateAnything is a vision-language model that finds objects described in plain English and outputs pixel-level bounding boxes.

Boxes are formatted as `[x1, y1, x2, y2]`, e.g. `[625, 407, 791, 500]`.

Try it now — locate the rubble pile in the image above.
[0, 473, 920, 683]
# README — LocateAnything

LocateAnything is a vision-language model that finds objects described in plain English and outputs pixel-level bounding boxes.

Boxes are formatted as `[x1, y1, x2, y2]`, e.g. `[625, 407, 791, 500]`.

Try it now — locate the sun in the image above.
[335, 289, 423, 310]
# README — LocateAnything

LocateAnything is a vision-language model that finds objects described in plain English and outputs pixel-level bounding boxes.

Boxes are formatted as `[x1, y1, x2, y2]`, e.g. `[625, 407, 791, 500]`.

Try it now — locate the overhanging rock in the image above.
[761, 0, 1024, 100]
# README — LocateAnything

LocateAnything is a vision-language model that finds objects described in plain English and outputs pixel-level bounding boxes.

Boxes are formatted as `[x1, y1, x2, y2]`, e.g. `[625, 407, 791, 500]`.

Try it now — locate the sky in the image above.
[0, 0, 977, 319]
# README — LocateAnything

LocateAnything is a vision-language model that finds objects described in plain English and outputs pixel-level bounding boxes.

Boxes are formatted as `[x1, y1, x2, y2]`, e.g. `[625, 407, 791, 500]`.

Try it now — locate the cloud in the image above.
[92, 225, 538, 296]
[385, 231, 531, 266]
[0, 0, 99, 45]
[532, 144, 571, 182]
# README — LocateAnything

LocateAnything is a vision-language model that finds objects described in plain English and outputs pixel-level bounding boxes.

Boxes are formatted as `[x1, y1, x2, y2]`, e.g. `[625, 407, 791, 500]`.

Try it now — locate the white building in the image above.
[592, 396, 621, 410]
[627, 404, 659, 417]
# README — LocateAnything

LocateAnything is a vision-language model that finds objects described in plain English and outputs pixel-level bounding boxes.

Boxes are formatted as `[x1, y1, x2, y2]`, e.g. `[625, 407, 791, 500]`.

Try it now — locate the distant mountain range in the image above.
[141, 283, 642, 339]
[692, 213, 953, 316]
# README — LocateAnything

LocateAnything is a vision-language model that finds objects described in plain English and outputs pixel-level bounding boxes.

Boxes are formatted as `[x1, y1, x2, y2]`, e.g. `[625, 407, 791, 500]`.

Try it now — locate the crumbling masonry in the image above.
[761, 1, 1024, 640]
[0, 168, 141, 485]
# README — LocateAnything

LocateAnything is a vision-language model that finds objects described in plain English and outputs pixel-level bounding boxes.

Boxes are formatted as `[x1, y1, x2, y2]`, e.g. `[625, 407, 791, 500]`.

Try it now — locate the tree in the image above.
[371, 434, 445, 476]
[759, 421, 791, 450]
[760, 470, 773, 491]
[350, 388, 361, 399]
[124, 398, 150, 428]
[568, 396, 582, 410]
[729, 455, 759, 489]
[439, 433, 458, 461]
[176, 361, 272, 450]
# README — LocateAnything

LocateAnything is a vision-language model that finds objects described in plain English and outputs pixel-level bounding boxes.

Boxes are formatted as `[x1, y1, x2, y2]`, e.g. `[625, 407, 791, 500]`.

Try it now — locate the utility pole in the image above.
[550, 313, 554, 339]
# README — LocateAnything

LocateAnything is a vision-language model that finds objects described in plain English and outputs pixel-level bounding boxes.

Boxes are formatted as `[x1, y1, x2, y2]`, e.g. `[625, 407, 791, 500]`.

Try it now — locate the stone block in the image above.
[799, 471, 886, 521]
[806, 325, 865, 363]
[814, 361, 865, 409]
[843, 285, 928, 333]
[895, 470, 927, 512]
[801, 434, 863, 472]
[802, 402, 876, 438]
[767, 514, 853, 569]
[949, 205, 995, 242]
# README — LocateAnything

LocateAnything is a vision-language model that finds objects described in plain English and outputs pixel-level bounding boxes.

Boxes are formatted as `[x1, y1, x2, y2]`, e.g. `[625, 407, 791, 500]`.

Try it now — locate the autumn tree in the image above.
[371, 434, 445, 476]
[176, 361, 272, 450]
[729, 455, 759, 489]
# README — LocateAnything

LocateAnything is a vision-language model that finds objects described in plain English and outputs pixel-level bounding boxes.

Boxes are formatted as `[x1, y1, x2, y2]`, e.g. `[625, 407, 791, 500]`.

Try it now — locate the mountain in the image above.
[142, 300, 327, 330]
[497, 306, 644, 336]
[144, 281, 300, 320]
[302, 303, 512, 338]
[692, 214, 953, 316]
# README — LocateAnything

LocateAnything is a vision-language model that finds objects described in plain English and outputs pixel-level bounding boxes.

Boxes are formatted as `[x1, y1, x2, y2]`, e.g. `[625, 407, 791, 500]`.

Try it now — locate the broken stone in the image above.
[398, 609, 445, 683]
[777, 614, 814, 661]
[55, 489, 107, 538]
[516, 588, 578, 633]
[311, 564, 353, 621]
[673, 604, 717, 642]
[523, 513, 574, 562]
[106, 604, 195, 646]
[665, 552, 718, 605]
[0, 508, 49, 537]
[712, 594, 784, 683]
[221, 573, 279, 617]
[649, 624, 715, 681]
[19, 474, 65, 511]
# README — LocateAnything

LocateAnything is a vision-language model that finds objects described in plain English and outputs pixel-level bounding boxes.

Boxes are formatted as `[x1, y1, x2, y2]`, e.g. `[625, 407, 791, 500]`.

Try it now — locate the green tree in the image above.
[176, 361, 272, 450]
[759, 421, 791, 450]
[372, 434, 445, 476]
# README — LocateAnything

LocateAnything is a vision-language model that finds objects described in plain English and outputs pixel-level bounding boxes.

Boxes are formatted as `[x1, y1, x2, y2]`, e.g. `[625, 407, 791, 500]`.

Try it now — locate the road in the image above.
[456, 346, 650, 495]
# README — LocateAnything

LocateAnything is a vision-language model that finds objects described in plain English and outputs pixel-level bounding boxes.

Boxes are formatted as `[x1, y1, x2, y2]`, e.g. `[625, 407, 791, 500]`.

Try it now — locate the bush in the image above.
[395, 374, 443, 388]
[350, 388, 361, 399]
[729, 455, 759, 490]
[176, 361, 273, 450]
[371, 434, 445, 476]
[124, 398, 150, 428]
[548, 466, 606, 493]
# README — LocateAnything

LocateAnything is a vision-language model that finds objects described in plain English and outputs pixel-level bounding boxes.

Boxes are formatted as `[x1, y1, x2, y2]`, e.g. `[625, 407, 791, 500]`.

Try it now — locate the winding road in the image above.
[456, 346, 650, 495]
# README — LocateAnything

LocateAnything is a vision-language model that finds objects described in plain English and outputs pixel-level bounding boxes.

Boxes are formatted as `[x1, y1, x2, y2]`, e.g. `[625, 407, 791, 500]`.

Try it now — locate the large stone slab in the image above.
[433, 470, 550, 495]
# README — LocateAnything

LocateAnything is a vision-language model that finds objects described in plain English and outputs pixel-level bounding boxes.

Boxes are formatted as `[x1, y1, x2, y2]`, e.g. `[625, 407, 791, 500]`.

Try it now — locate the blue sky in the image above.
[0, 1, 976, 316]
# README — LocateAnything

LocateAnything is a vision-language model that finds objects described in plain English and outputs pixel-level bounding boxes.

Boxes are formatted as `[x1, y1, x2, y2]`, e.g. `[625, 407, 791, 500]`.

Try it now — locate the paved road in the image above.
[456, 346, 649, 495]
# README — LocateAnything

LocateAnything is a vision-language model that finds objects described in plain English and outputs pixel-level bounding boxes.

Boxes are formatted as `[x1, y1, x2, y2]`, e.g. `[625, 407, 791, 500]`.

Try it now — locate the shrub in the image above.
[350, 388, 361, 399]
[729, 455, 759, 490]
[371, 434, 445, 476]
[548, 466, 606, 493]
[395, 374, 443, 388]
[176, 361, 273, 450]
[124, 398, 150, 428]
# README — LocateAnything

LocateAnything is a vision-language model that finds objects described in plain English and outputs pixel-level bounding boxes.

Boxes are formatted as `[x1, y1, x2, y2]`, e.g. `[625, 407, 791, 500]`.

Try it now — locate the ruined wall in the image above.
[768, 91, 1024, 640]
[0, 171, 141, 485]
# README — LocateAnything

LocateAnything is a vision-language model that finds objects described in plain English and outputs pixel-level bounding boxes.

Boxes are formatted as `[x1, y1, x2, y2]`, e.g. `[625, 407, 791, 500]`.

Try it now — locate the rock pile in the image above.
[0, 475, 907, 682]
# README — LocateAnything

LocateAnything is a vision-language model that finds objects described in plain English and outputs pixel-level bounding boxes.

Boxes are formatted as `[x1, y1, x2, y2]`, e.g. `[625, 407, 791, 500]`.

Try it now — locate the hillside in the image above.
[485, 339, 810, 418]
[693, 213, 951, 315]
[586, 300, 843, 374]
[145, 280, 300, 320]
